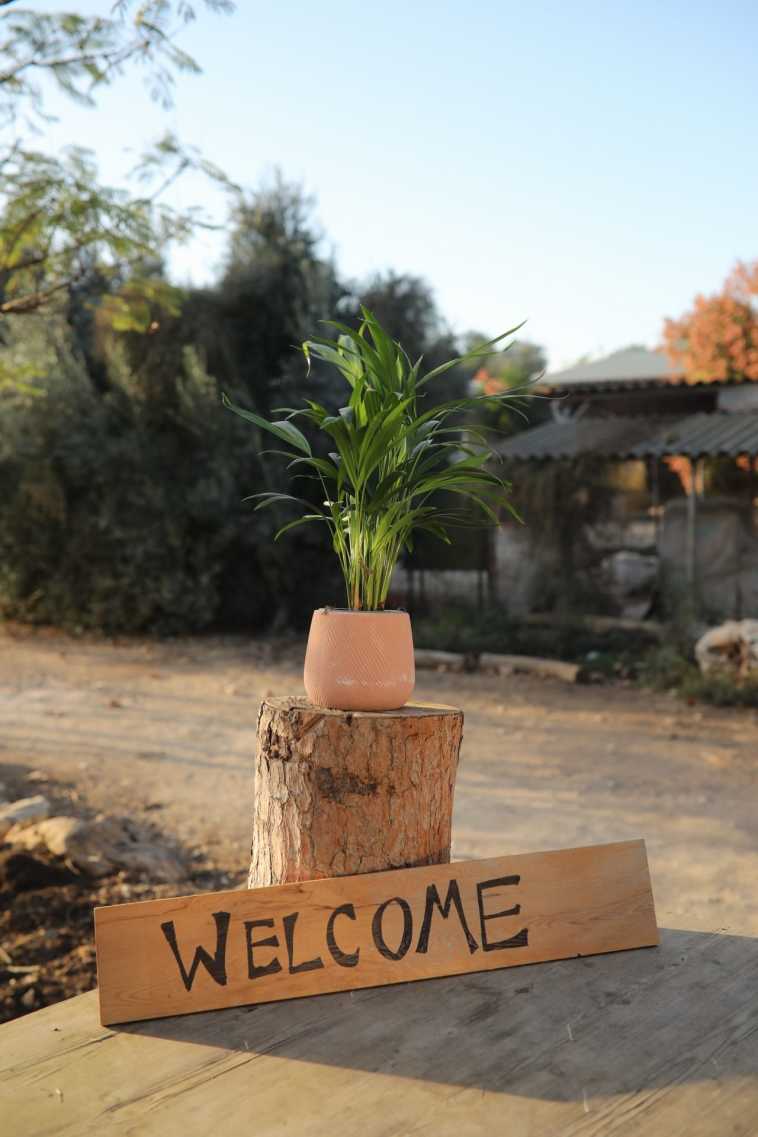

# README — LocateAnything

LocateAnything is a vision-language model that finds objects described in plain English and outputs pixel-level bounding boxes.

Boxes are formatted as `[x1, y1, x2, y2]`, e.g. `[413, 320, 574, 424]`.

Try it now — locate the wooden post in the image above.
[249, 696, 463, 888]
[686, 457, 700, 586]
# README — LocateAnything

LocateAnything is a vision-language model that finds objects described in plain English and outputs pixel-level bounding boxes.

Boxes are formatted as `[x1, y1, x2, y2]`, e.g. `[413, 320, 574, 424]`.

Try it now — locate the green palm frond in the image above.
[224, 307, 529, 610]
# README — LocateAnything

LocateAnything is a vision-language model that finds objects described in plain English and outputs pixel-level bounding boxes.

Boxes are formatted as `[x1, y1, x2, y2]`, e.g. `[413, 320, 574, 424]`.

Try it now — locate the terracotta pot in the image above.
[303, 608, 415, 712]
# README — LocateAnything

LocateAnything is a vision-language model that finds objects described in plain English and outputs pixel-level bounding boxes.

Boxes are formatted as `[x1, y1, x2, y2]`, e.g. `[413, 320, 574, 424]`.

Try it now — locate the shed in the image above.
[497, 348, 758, 619]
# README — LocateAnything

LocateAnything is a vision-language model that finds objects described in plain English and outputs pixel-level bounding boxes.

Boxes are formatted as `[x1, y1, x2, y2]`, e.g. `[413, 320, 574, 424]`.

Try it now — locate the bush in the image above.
[679, 671, 758, 708]
[636, 645, 697, 691]
[414, 605, 659, 669]
[0, 342, 341, 634]
[636, 645, 758, 707]
[413, 605, 514, 656]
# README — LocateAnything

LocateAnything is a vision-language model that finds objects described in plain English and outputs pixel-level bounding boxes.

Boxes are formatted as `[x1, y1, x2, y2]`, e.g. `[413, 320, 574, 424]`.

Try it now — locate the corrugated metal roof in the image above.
[499, 412, 758, 461]
[540, 347, 675, 391]
[630, 412, 758, 458]
[498, 416, 668, 461]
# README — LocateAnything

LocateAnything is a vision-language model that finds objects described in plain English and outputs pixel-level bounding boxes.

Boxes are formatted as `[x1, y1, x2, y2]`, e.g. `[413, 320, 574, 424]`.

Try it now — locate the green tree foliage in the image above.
[0, 1, 234, 124]
[462, 335, 547, 434]
[0, 2, 235, 335]
[0, 179, 347, 633]
[0, 0, 547, 634]
[343, 272, 469, 404]
[197, 178, 343, 415]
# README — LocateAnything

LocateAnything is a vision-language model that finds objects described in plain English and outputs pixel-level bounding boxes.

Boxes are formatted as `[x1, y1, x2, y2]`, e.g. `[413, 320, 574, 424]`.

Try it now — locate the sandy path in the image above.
[1, 626, 756, 934]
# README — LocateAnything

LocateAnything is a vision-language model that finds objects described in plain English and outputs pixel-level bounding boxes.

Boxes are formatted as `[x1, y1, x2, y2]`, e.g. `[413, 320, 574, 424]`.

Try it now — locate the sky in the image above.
[28, 0, 758, 370]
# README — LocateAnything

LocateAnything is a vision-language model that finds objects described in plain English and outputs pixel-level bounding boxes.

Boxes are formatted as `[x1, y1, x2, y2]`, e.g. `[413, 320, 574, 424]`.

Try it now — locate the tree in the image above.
[0, 2, 235, 327]
[468, 338, 545, 391]
[464, 337, 546, 434]
[1, 1, 234, 124]
[210, 177, 342, 413]
[343, 271, 469, 403]
[663, 260, 758, 382]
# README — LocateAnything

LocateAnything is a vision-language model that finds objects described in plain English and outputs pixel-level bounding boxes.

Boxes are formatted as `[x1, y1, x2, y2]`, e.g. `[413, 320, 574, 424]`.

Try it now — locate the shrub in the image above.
[636, 645, 697, 691]
[637, 645, 758, 707]
[0, 341, 341, 634]
[413, 605, 514, 655]
[678, 671, 758, 708]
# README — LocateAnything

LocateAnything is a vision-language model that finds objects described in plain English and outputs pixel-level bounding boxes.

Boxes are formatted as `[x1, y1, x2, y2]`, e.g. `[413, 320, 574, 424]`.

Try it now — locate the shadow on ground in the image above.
[124, 927, 758, 1101]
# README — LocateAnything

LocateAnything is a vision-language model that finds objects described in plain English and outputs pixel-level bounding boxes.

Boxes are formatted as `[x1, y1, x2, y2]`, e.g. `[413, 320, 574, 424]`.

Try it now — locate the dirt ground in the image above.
[1, 622, 757, 943]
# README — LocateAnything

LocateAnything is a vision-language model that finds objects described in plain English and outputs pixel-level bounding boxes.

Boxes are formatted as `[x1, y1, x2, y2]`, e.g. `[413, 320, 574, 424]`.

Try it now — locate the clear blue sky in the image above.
[32, 0, 758, 369]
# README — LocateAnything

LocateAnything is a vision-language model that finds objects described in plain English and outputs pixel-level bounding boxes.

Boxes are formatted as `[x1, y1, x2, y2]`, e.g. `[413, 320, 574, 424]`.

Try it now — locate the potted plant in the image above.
[224, 309, 524, 711]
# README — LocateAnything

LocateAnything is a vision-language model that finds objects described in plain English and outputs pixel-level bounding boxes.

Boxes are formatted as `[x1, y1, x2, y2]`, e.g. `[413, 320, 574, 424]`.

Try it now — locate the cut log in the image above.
[479, 652, 580, 683]
[414, 649, 467, 672]
[249, 696, 463, 888]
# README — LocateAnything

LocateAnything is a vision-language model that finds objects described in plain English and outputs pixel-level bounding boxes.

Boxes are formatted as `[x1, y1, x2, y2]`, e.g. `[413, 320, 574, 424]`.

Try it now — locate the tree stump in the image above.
[248, 696, 463, 888]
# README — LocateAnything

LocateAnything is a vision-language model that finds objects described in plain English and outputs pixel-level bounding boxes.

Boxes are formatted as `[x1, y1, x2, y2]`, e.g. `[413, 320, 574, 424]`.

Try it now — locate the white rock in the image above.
[0, 795, 51, 839]
[695, 619, 758, 676]
[5, 814, 187, 882]
[6, 816, 81, 855]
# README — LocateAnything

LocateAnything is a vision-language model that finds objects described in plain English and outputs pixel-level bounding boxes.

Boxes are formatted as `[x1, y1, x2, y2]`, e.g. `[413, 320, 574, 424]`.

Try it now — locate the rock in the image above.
[20, 987, 37, 1009]
[0, 795, 51, 839]
[6, 815, 187, 883]
[6, 816, 81, 855]
[25, 770, 49, 784]
[0, 850, 78, 894]
[695, 620, 758, 677]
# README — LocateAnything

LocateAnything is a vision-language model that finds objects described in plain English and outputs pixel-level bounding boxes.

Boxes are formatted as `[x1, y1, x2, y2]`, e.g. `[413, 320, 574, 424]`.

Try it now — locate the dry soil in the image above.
[1, 624, 757, 938]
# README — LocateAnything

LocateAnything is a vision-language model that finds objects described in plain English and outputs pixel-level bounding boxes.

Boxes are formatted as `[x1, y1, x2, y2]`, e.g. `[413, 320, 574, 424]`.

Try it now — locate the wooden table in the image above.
[2, 927, 757, 1136]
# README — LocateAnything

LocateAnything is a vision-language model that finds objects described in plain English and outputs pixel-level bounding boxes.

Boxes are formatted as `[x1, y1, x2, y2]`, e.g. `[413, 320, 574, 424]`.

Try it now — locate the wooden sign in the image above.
[95, 839, 658, 1026]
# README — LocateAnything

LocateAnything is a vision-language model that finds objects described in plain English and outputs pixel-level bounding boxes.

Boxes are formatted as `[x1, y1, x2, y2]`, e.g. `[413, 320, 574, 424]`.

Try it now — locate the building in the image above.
[496, 347, 758, 621]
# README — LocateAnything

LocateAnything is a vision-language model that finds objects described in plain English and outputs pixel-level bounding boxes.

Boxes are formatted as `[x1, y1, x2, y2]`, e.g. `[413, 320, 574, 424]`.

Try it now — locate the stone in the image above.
[5, 815, 187, 883]
[0, 795, 51, 839]
[695, 620, 758, 677]
[6, 816, 81, 856]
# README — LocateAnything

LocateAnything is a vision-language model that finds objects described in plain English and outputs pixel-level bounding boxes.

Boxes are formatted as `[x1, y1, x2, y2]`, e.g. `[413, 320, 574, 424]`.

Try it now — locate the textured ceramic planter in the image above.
[303, 608, 415, 712]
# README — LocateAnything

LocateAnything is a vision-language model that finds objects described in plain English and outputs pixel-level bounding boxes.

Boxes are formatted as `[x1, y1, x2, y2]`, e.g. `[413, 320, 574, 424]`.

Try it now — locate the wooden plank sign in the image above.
[95, 839, 658, 1026]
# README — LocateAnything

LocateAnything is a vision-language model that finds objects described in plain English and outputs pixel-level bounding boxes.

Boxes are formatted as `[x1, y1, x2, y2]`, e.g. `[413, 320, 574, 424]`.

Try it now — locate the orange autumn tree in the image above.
[663, 260, 758, 383]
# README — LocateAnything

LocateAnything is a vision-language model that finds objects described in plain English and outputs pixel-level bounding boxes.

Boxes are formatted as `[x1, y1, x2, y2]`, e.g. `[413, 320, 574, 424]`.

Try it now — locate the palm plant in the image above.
[223, 309, 526, 610]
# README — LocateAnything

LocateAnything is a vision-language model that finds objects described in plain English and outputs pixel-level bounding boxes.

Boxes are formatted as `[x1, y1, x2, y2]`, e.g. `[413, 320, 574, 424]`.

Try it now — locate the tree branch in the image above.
[0, 276, 77, 314]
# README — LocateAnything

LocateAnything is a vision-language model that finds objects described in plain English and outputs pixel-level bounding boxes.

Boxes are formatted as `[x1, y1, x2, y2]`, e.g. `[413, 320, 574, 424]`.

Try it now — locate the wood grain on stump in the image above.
[248, 696, 463, 888]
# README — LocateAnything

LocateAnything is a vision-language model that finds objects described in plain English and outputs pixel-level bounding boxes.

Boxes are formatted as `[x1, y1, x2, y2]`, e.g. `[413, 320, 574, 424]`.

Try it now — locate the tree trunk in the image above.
[249, 696, 463, 888]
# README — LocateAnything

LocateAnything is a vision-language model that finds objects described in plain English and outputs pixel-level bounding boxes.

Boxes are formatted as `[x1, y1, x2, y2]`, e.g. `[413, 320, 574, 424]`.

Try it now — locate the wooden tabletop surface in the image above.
[2, 926, 757, 1136]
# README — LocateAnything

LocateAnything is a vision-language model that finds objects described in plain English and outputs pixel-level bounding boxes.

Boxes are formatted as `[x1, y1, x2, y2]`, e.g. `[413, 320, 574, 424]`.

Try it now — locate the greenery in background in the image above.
[414, 604, 660, 667]
[225, 310, 526, 610]
[681, 672, 758, 708]
[637, 645, 758, 707]
[461, 337, 548, 434]
[1, 173, 525, 632]
[0, 181, 347, 633]
[0, 2, 541, 634]
[415, 606, 758, 706]
[0, 0, 236, 356]
[503, 455, 619, 617]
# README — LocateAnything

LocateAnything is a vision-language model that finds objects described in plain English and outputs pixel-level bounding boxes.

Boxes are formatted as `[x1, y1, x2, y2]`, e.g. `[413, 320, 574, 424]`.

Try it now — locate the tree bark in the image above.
[249, 696, 463, 888]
